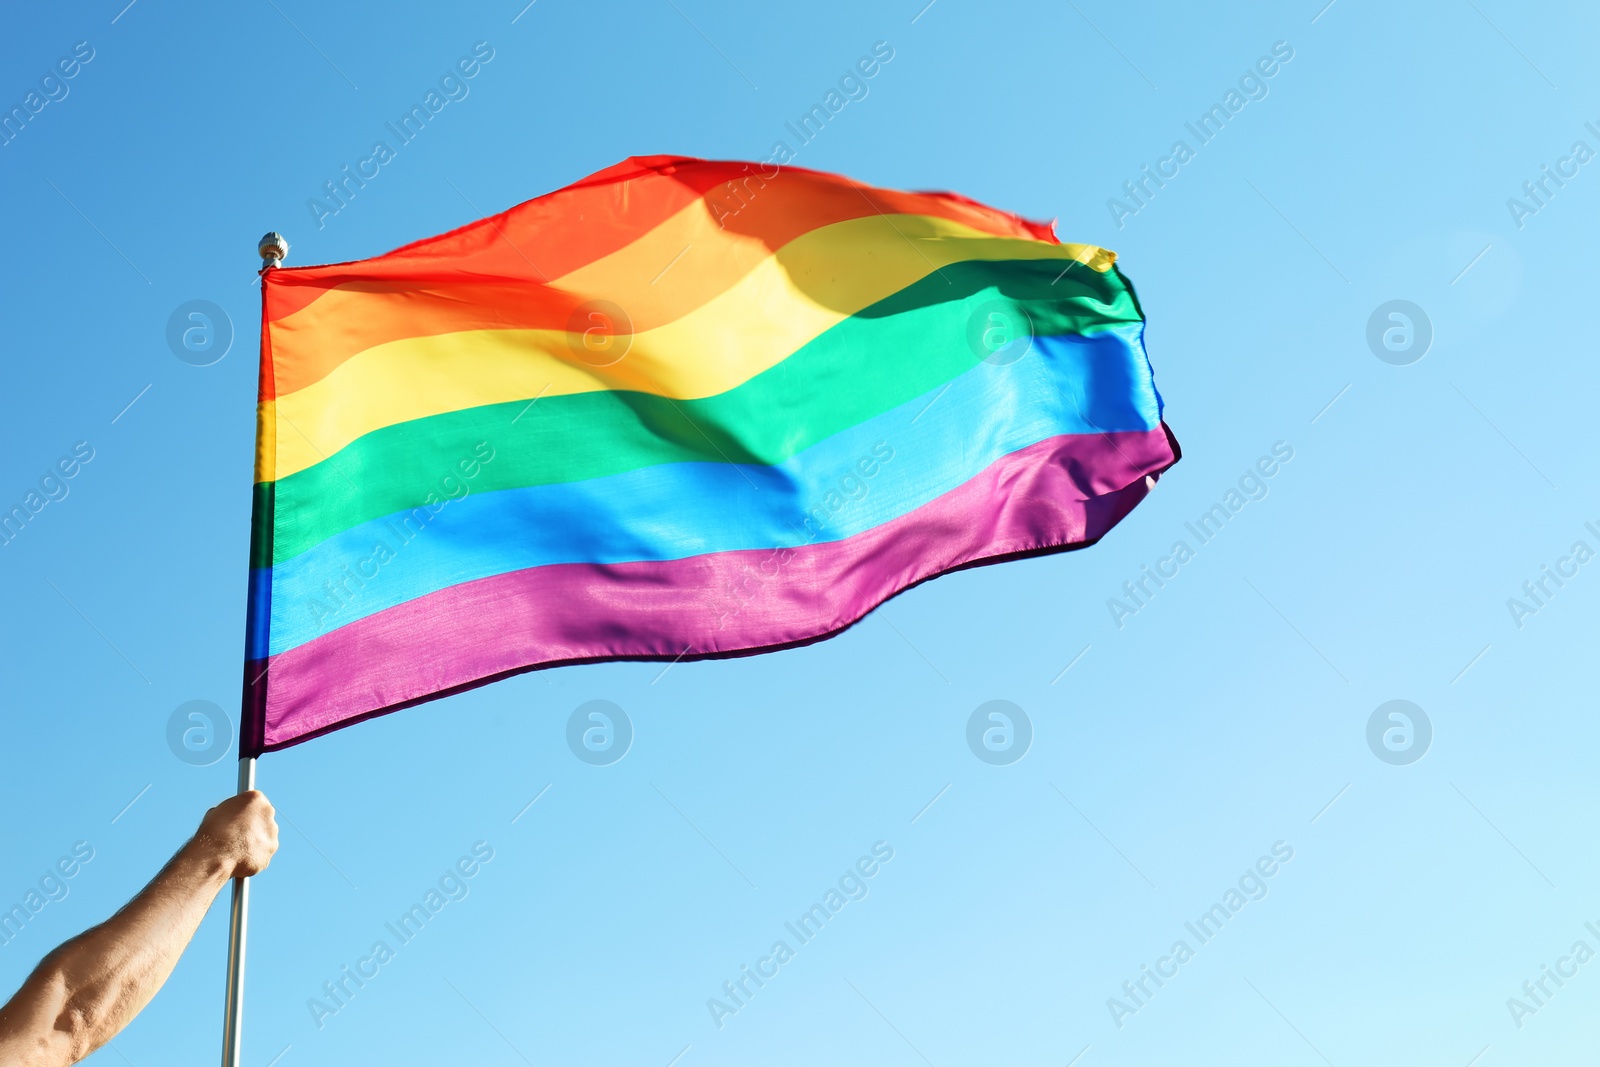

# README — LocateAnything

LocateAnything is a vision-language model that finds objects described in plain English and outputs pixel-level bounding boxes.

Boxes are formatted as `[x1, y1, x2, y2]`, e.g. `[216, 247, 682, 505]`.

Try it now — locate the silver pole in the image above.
[222, 231, 288, 1067]
[220, 756, 257, 1067]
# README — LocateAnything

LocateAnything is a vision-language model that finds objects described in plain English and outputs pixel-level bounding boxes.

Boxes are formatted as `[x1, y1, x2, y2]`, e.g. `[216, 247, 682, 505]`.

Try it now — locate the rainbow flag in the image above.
[242, 155, 1179, 754]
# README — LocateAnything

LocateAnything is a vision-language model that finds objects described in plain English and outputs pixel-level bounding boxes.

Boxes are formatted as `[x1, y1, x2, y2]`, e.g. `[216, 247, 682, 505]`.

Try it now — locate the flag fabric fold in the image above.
[242, 155, 1179, 755]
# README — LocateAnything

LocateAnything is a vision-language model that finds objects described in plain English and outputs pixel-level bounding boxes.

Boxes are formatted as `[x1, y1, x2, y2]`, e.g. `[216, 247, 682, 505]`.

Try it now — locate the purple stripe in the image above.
[245, 427, 1178, 753]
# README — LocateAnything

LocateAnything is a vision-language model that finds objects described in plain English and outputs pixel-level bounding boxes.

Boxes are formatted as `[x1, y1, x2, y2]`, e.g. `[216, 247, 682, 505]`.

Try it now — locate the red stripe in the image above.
[262, 155, 1057, 325]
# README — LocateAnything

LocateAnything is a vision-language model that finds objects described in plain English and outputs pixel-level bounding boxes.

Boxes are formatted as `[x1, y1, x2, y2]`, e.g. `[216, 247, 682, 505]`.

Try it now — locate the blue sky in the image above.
[2, 1, 1598, 1064]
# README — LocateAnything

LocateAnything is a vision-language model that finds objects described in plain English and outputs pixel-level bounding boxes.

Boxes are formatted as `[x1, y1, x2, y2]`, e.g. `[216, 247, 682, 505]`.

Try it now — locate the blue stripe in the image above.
[254, 325, 1159, 657]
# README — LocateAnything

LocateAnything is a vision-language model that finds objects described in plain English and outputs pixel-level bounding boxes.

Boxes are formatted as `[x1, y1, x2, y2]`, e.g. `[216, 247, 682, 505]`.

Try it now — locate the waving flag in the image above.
[241, 155, 1179, 754]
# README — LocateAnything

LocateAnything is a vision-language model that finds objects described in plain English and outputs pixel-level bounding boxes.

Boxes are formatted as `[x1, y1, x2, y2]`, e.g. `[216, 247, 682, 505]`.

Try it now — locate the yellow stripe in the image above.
[262, 215, 1113, 481]
[254, 396, 276, 486]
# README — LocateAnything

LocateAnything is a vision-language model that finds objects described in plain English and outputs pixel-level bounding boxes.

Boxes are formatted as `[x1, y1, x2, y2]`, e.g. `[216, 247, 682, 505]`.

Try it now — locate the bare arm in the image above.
[0, 792, 278, 1067]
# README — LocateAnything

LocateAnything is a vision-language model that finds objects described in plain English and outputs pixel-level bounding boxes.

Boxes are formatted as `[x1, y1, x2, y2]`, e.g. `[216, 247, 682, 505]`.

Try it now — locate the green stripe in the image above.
[257, 258, 1139, 567]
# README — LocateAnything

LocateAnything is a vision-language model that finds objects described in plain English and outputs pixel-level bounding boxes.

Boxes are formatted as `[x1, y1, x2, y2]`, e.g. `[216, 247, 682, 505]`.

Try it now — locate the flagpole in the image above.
[221, 230, 288, 1067]
[220, 756, 256, 1067]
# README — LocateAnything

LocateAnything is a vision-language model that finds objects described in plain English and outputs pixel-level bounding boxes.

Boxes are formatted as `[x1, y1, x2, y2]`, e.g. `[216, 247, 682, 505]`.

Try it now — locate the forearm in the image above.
[0, 791, 274, 1067]
[4, 841, 233, 1064]
[62, 842, 232, 1034]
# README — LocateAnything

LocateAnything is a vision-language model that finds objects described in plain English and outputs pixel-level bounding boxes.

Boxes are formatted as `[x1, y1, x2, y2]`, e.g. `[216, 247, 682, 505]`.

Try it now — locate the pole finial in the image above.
[258, 232, 289, 270]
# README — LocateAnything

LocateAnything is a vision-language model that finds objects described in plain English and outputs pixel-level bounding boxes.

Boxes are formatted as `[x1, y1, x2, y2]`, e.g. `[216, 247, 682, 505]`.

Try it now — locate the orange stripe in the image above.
[262, 155, 727, 322]
[260, 157, 1058, 400]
